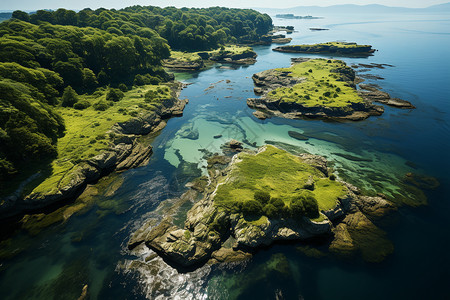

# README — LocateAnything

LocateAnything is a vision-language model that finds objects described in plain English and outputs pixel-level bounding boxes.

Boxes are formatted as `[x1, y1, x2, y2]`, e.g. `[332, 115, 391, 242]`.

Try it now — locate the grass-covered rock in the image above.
[273, 42, 375, 56]
[130, 145, 397, 268]
[248, 58, 385, 121]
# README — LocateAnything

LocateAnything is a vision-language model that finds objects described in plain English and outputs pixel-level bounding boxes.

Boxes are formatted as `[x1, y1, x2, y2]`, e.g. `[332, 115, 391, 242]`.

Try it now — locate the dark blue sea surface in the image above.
[0, 13, 449, 299]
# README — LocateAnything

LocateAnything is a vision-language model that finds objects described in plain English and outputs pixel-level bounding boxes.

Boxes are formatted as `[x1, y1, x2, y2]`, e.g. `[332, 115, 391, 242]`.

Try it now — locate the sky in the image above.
[0, 0, 448, 11]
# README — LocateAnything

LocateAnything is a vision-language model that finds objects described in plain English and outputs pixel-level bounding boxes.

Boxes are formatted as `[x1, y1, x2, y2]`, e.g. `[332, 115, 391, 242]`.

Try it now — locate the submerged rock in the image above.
[403, 172, 440, 190]
[288, 131, 309, 141]
[358, 90, 415, 109]
[252, 111, 270, 120]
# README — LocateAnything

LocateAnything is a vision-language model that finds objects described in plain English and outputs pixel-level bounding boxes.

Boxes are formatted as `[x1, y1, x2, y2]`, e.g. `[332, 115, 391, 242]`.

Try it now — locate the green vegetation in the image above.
[213, 145, 347, 220]
[168, 45, 254, 63]
[268, 59, 363, 108]
[1, 6, 272, 193]
[0, 17, 170, 185]
[12, 7, 272, 51]
[31, 84, 172, 196]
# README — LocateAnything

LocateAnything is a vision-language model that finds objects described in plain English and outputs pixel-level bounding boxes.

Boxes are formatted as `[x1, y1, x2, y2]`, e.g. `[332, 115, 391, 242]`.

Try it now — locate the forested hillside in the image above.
[0, 6, 272, 191]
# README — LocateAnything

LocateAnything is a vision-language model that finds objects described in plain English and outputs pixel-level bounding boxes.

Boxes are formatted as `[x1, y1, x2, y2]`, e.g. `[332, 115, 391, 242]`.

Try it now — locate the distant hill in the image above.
[0, 12, 12, 22]
[254, 2, 450, 15]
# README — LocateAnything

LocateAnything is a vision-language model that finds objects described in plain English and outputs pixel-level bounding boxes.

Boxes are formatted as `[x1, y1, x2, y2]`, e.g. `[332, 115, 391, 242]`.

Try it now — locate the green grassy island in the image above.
[273, 42, 375, 56]
[129, 145, 396, 268]
[248, 58, 385, 121]
[0, 6, 273, 220]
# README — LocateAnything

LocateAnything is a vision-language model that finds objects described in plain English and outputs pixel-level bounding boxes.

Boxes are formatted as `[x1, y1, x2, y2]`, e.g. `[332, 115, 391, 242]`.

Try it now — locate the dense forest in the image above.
[0, 6, 272, 183]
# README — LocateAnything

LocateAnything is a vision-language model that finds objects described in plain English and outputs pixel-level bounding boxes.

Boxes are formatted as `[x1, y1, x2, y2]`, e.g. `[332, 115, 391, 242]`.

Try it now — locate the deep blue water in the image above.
[0, 13, 449, 299]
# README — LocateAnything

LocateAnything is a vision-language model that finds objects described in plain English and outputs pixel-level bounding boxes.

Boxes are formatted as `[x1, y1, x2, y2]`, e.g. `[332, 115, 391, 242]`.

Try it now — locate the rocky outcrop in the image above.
[128, 145, 397, 269]
[247, 58, 415, 121]
[162, 58, 204, 71]
[358, 89, 415, 109]
[0, 83, 187, 220]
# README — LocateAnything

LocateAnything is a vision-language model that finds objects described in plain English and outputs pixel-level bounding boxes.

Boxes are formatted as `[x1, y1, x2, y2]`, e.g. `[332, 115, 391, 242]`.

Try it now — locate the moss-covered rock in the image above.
[247, 58, 385, 121]
[273, 42, 375, 56]
[129, 145, 398, 269]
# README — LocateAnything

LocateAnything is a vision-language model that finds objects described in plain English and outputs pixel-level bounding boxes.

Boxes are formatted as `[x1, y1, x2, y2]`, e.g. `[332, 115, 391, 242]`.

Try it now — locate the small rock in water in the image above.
[229, 139, 243, 149]
[405, 161, 418, 169]
[253, 111, 269, 120]
[404, 172, 440, 190]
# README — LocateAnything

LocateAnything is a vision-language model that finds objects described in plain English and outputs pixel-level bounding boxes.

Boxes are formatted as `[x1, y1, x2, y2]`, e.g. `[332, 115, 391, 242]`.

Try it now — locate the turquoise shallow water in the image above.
[0, 13, 449, 299]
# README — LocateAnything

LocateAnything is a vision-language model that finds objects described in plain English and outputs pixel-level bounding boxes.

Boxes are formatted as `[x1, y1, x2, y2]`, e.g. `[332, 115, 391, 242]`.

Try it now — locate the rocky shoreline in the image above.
[0, 82, 188, 220]
[128, 145, 396, 269]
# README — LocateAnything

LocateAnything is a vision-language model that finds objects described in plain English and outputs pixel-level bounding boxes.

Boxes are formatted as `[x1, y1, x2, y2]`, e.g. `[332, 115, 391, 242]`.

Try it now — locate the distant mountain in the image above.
[254, 2, 450, 15]
[424, 2, 450, 11]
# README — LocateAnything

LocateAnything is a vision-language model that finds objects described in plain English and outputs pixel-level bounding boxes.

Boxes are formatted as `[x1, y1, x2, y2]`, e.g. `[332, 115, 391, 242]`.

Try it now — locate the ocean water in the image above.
[0, 13, 449, 300]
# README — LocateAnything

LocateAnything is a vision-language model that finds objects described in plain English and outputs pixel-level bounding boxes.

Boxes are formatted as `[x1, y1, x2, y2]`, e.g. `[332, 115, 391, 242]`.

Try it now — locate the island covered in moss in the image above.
[247, 58, 414, 121]
[128, 145, 396, 268]
[273, 42, 375, 56]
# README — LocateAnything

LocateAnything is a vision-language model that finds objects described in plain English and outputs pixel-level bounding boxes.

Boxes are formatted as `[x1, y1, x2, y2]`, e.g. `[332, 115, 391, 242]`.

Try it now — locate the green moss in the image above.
[214, 145, 346, 219]
[278, 42, 373, 53]
[268, 58, 362, 108]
